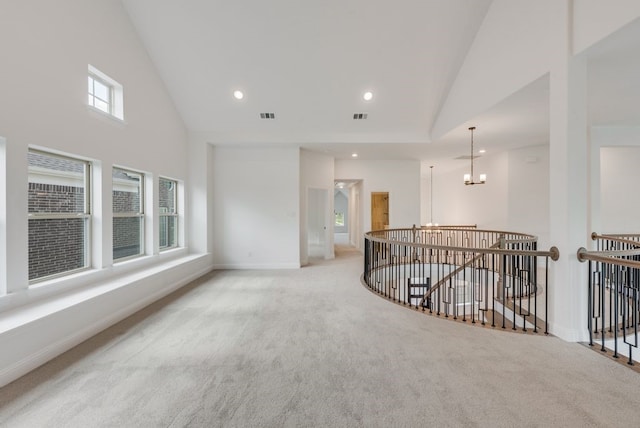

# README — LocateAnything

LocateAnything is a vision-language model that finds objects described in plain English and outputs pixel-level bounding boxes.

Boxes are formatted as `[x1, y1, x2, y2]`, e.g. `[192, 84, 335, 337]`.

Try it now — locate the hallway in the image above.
[1, 250, 639, 427]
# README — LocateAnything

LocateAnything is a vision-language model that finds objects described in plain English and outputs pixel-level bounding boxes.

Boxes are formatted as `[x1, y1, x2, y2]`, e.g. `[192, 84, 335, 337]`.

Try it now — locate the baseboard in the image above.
[212, 262, 301, 270]
[549, 323, 590, 342]
[0, 262, 213, 388]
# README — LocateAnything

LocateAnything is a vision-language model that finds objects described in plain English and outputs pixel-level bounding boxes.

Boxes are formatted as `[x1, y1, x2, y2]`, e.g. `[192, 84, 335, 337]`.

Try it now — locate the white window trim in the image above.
[112, 166, 145, 262]
[159, 177, 179, 251]
[88, 64, 124, 121]
[28, 149, 92, 283]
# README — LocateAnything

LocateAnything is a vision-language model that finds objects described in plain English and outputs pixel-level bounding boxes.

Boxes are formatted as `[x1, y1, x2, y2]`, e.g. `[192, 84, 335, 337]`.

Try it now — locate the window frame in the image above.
[159, 177, 178, 251]
[112, 166, 145, 262]
[28, 149, 92, 283]
[87, 64, 124, 121]
[88, 74, 113, 115]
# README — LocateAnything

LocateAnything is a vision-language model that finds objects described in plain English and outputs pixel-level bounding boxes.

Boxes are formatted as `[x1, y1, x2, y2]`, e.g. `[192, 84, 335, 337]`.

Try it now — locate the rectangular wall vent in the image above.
[353, 113, 368, 120]
[260, 113, 275, 119]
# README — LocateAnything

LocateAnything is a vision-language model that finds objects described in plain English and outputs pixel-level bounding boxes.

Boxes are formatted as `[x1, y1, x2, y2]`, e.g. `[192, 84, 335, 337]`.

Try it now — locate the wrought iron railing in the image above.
[363, 226, 559, 333]
[578, 233, 640, 365]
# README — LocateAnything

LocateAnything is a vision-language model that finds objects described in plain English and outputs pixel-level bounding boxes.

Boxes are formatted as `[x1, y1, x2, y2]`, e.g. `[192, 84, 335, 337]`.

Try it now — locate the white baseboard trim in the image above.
[548, 323, 589, 342]
[212, 262, 301, 270]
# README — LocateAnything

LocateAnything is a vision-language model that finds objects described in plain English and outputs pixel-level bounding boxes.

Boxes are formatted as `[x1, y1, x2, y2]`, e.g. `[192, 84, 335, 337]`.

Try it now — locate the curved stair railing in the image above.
[578, 233, 640, 365]
[363, 226, 559, 334]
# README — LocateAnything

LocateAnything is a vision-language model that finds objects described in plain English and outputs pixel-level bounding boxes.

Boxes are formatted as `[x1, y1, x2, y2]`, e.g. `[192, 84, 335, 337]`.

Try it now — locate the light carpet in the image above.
[1, 246, 639, 427]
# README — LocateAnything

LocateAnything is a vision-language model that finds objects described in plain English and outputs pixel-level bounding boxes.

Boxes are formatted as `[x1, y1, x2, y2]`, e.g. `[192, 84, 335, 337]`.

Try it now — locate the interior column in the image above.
[548, 1, 590, 341]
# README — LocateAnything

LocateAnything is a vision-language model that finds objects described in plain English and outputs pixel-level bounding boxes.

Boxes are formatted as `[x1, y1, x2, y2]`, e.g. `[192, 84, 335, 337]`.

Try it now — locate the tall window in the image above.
[28, 150, 91, 281]
[88, 65, 124, 121]
[113, 167, 144, 261]
[159, 177, 178, 250]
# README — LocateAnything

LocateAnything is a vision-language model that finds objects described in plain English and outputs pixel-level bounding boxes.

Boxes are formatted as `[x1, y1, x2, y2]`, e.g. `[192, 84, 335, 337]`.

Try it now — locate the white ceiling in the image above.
[121, 2, 640, 168]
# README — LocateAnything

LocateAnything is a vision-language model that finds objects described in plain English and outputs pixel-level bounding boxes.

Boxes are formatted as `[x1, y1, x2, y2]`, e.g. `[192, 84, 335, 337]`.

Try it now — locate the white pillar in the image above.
[187, 137, 214, 255]
[548, 0, 590, 341]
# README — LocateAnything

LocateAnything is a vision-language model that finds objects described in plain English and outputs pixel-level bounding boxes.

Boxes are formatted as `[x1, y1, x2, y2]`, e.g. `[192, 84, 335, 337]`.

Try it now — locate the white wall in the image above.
[573, 1, 640, 54]
[348, 182, 363, 249]
[508, 145, 550, 248]
[432, 0, 559, 139]
[589, 126, 640, 236]
[428, 153, 508, 229]
[0, 0, 213, 388]
[423, 146, 550, 247]
[0, 1, 186, 175]
[600, 146, 640, 233]
[334, 190, 349, 234]
[212, 146, 300, 269]
[299, 150, 335, 265]
[335, 160, 420, 231]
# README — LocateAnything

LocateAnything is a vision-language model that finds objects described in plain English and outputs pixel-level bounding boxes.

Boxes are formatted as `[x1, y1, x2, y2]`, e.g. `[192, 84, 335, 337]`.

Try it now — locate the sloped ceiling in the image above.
[121, 1, 640, 164]
[122, 0, 492, 145]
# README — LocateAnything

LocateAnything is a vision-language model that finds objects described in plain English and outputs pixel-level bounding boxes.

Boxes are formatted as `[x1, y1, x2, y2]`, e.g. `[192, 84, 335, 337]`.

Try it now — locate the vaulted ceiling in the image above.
[121, 1, 640, 166]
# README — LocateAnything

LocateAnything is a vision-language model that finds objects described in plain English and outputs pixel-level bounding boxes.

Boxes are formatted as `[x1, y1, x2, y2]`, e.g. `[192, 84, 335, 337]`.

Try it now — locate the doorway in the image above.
[371, 192, 389, 231]
[334, 189, 349, 245]
[307, 188, 331, 259]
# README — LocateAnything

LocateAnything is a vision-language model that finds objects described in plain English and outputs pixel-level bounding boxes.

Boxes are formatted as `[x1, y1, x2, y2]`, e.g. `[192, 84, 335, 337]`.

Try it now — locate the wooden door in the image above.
[371, 192, 389, 231]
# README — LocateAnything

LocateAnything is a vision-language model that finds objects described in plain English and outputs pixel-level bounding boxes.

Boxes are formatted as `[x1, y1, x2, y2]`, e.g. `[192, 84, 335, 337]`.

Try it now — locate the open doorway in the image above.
[334, 188, 349, 245]
[334, 179, 363, 252]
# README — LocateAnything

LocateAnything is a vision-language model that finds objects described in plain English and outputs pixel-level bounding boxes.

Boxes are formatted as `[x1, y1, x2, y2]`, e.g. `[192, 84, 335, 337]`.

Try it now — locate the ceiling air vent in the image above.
[260, 113, 275, 119]
[353, 113, 368, 120]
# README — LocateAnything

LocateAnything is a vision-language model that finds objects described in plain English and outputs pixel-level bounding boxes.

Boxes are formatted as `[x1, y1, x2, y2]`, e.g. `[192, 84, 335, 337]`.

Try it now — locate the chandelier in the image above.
[463, 126, 486, 185]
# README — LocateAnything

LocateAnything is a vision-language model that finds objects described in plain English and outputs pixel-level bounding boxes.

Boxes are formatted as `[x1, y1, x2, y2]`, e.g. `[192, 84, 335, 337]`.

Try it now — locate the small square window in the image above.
[88, 65, 124, 121]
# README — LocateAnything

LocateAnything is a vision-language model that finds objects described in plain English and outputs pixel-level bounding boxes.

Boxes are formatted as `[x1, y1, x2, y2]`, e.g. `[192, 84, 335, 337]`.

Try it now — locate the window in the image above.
[88, 65, 124, 120]
[159, 177, 178, 250]
[113, 167, 144, 261]
[335, 211, 345, 226]
[28, 150, 91, 281]
[88, 74, 112, 114]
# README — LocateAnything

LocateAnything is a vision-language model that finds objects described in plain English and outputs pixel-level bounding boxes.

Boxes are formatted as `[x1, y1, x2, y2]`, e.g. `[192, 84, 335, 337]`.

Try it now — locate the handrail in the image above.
[362, 226, 559, 334]
[365, 228, 559, 261]
[578, 248, 640, 264]
[579, 232, 640, 365]
[591, 232, 640, 249]
[419, 240, 501, 307]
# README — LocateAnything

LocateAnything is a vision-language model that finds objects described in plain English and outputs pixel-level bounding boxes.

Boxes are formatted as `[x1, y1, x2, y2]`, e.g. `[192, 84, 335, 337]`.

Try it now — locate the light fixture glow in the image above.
[363, 91, 373, 101]
[479, 149, 486, 154]
[351, 153, 358, 158]
[233, 90, 244, 100]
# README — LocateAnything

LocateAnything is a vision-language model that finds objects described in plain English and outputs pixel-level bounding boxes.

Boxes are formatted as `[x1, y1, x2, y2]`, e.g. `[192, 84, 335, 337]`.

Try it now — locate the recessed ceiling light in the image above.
[352, 153, 358, 158]
[233, 90, 244, 100]
[363, 91, 373, 101]
[479, 149, 486, 154]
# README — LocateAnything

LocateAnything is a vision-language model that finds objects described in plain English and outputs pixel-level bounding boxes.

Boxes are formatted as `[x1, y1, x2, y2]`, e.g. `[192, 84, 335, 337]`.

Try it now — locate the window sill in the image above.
[0, 249, 203, 333]
[86, 105, 126, 126]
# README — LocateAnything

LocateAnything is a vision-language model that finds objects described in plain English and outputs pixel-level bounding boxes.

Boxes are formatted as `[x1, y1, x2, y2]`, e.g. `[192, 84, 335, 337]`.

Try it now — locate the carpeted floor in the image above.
[1, 245, 640, 427]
